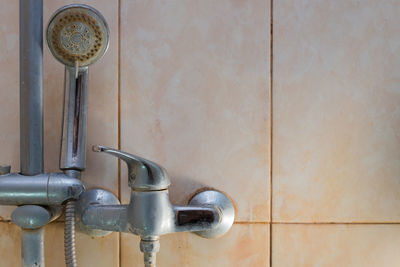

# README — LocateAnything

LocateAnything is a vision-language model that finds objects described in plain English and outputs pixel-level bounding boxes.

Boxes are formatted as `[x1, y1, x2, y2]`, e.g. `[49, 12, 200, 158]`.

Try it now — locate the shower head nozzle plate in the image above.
[46, 4, 109, 67]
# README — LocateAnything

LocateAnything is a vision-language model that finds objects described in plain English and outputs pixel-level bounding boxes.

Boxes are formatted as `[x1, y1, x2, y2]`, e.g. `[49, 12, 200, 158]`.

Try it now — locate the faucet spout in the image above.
[82, 204, 128, 233]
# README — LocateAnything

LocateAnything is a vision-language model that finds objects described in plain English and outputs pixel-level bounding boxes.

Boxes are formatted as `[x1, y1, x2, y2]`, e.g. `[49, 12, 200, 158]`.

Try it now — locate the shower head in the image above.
[46, 4, 109, 68]
[46, 5, 110, 186]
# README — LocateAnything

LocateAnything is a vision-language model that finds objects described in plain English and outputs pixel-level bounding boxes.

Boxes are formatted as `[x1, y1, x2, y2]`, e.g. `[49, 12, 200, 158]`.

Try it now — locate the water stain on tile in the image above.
[0, 223, 21, 266]
[273, 224, 400, 267]
[121, 224, 269, 267]
[45, 223, 119, 267]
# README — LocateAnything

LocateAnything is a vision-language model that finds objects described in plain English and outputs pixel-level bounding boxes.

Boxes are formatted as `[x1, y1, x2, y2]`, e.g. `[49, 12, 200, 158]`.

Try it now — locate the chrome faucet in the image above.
[75, 146, 235, 267]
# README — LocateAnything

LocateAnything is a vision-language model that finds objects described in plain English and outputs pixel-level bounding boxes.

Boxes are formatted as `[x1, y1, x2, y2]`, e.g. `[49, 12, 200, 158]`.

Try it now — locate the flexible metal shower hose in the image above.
[65, 200, 77, 267]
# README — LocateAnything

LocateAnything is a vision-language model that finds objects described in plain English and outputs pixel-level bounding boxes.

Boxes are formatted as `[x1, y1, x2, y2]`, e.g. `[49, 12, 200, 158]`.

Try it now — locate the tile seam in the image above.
[118, 0, 122, 266]
[272, 222, 400, 225]
[117, 0, 122, 206]
[269, 0, 274, 266]
[0, 220, 396, 225]
[233, 221, 400, 225]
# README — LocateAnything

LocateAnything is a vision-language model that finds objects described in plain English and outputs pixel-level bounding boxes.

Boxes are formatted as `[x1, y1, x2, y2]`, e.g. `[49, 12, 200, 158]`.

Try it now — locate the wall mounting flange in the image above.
[75, 189, 120, 237]
[188, 190, 235, 239]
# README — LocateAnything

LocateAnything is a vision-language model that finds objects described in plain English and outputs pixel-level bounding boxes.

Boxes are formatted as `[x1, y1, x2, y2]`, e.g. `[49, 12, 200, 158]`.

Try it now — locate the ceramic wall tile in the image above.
[120, 0, 270, 223]
[0, 0, 20, 220]
[0, 222, 120, 267]
[273, 224, 400, 267]
[0, 223, 120, 267]
[122, 224, 269, 267]
[273, 0, 400, 222]
[0, 222, 21, 266]
[45, 223, 119, 267]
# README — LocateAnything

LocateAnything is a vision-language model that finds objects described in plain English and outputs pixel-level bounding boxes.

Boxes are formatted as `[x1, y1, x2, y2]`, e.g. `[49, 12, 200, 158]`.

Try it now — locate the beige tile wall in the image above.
[271, 0, 400, 266]
[272, 224, 400, 267]
[119, 0, 270, 223]
[122, 224, 269, 267]
[0, 0, 399, 266]
[119, 0, 270, 265]
[273, 0, 400, 224]
[0, 0, 20, 220]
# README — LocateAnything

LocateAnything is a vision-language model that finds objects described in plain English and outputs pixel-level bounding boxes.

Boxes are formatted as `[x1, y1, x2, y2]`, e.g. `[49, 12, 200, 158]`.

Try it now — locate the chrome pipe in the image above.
[60, 67, 88, 173]
[21, 228, 45, 267]
[20, 0, 44, 176]
[0, 165, 11, 175]
[19, 1, 45, 266]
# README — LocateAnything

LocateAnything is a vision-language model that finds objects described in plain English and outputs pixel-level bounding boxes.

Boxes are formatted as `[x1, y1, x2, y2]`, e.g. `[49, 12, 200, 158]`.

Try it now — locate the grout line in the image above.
[0, 220, 399, 225]
[117, 1, 122, 205]
[118, 0, 122, 266]
[269, 0, 274, 266]
[233, 221, 400, 225]
[272, 221, 400, 225]
[235, 221, 270, 225]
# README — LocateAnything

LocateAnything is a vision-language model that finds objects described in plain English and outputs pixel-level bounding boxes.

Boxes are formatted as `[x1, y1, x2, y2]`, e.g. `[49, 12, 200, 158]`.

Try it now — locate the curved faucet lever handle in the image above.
[93, 145, 170, 191]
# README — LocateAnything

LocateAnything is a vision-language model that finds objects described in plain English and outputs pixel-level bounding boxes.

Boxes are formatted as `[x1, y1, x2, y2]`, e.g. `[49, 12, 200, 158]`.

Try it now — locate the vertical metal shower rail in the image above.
[19, 0, 45, 266]
[20, 0, 43, 175]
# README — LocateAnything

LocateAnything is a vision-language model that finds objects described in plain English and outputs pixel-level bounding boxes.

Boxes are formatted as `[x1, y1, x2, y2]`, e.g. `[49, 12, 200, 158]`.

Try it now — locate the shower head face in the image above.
[46, 4, 109, 67]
